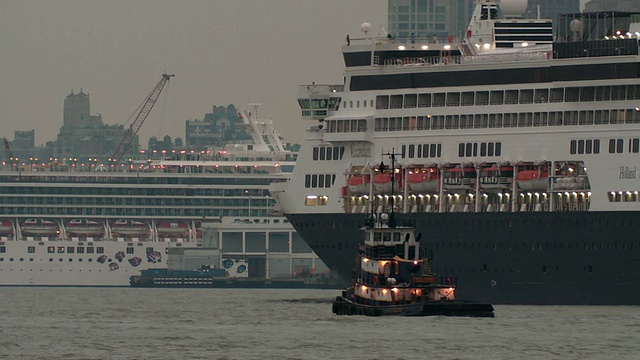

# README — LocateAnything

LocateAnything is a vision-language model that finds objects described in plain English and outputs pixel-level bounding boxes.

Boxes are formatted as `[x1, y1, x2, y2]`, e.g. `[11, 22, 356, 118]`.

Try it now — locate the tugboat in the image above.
[332, 151, 494, 317]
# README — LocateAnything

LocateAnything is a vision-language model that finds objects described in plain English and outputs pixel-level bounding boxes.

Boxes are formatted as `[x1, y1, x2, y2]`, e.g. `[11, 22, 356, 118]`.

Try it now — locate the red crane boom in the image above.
[110, 73, 174, 164]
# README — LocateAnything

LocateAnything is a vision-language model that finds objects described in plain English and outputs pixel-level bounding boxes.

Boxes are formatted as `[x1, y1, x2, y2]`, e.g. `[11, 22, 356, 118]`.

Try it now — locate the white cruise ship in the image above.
[271, 0, 640, 304]
[0, 107, 330, 286]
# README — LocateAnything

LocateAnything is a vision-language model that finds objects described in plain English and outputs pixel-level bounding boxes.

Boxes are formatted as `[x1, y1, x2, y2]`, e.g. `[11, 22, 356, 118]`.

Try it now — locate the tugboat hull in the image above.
[332, 296, 494, 318]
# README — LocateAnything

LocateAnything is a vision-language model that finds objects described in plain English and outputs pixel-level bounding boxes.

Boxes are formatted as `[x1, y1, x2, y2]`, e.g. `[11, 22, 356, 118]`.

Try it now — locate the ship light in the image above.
[361, 285, 368, 291]
[449, 287, 454, 291]
[444, 45, 451, 50]
[382, 289, 388, 295]
[421, 45, 429, 50]
[391, 288, 399, 293]
[587, 192, 592, 196]
[475, 44, 481, 49]
[398, 45, 406, 50]
[483, 43, 491, 49]
[363, 257, 369, 263]
[521, 42, 529, 47]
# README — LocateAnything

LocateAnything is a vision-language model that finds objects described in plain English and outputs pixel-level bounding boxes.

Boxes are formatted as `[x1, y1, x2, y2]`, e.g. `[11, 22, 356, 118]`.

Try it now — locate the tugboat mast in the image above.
[380, 148, 404, 228]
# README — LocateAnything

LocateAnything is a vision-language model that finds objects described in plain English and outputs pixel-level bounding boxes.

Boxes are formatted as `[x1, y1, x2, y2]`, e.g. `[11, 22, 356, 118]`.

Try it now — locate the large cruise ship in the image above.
[271, 0, 640, 304]
[0, 107, 330, 286]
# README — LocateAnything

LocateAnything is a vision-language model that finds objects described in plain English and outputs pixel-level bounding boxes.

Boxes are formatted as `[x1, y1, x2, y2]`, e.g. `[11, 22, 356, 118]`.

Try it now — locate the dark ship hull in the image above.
[332, 295, 494, 317]
[289, 211, 640, 305]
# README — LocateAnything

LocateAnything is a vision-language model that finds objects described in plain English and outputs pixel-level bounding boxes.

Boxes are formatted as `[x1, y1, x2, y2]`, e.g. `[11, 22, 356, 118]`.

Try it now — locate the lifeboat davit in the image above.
[372, 173, 401, 194]
[111, 219, 149, 235]
[157, 222, 189, 235]
[347, 175, 371, 195]
[407, 172, 439, 193]
[21, 218, 59, 235]
[0, 220, 14, 234]
[66, 219, 104, 235]
[516, 169, 549, 191]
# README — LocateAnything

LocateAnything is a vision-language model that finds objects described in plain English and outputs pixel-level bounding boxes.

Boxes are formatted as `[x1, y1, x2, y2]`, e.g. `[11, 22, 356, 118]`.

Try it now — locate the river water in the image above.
[0, 288, 638, 359]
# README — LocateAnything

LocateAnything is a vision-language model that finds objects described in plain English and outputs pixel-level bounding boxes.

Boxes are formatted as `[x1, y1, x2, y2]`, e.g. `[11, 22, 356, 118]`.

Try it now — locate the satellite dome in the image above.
[360, 22, 372, 34]
[499, 0, 528, 18]
[570, 19, 582, 32]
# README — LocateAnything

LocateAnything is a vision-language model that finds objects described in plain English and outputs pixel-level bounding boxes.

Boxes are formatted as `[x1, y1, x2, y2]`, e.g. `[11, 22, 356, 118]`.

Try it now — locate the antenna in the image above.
[380, 148, 404, 228]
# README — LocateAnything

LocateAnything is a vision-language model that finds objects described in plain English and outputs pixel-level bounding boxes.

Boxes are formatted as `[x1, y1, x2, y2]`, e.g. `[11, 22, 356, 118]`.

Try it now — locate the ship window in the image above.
[47, 246, 54, 254]
[312, 147, 319, 160]
[450, 115, 461, 130]
[570, 140, 577, 154]
[326, 175, 332, 188]
[488, 142, 495, 157]
[458, 143, 465, 157]
[77, 247, 84, 254]
[461, 92, 474, 106]
[418, 93, 431, 108]
[96, 247, 104, 254]
[480, 143, 487, 157]
[445, 92, 460, 107]
[408, 144, 415, 158]
[27, 246, 35, 254]
[417, 144, 422, 158]
[57, 247, 65, 254]
[311, 175, 318, 188]
[433, 93, 445, 107]
[633, 139, 640, 153]
[318, 175, 325, 188]
[617, 139, 624, 153]
[67, 247, 74, 254]
[376, 95, 389, 110]
[304, 175, 311, 188]
[580, 87, 595, 102]
[490, 90, 504, 105]
[577, 140, 585, 154]
[585, 140, 593, 154]
[319, 147, 326, 160]
[495, 143, 501, 156]
[596, 86, 610, 101]
[609, 139, 616, 153]
[437, 144, 442, 157]
[405, 94, 417, 108]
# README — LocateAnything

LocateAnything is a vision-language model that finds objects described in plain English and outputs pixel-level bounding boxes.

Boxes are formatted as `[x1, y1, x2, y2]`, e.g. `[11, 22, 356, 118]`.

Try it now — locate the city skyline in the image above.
[0, 0, 387, 147]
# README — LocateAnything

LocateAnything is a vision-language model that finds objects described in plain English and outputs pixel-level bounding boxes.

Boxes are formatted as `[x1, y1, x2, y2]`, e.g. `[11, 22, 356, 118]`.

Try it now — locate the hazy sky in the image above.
[0, 0, 387, 146]
[0, 0, 587, 147]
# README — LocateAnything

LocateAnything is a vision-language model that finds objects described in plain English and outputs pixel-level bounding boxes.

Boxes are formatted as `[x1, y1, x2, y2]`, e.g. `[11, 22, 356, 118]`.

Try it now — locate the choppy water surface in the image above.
[0, 288, 639, 359]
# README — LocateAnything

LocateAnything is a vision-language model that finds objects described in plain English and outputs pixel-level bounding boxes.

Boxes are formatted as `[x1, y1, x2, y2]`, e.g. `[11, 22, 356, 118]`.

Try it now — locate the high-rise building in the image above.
[585, 0, 640, 12]
[387, 0, 475, 40]
[523, 0, 581, 21]
[388, 0, 582, 41]
[55, 90, 136, 161]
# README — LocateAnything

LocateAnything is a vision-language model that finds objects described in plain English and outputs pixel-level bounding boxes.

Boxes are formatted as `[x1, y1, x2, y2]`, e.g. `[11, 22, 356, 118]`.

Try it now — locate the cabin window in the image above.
[570, 140, 577, 155]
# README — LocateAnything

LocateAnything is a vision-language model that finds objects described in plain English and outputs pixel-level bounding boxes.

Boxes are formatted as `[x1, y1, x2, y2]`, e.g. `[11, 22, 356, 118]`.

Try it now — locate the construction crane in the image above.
[110, 73, 174, 164]
[3, 137, 13, 162]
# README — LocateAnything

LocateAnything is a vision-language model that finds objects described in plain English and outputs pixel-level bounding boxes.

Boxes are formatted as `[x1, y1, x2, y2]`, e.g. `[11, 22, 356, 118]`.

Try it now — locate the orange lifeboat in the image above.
[407, 171, 439, 193]
[516, 169, 549, 191]
[66, 219, 105, 235]
[21, 218, 59, 235]
[347, 175, 371, 195]
[480, 166, 513, 190]
[372, 172, 401, 194]
[443, 167, 476, 190]
[0, 220, 13, 234]
[111, 219, 149, 236]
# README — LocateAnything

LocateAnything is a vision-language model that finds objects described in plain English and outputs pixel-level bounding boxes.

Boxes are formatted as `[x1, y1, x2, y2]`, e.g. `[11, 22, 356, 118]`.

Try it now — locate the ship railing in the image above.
[380, 56, 462, 67]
